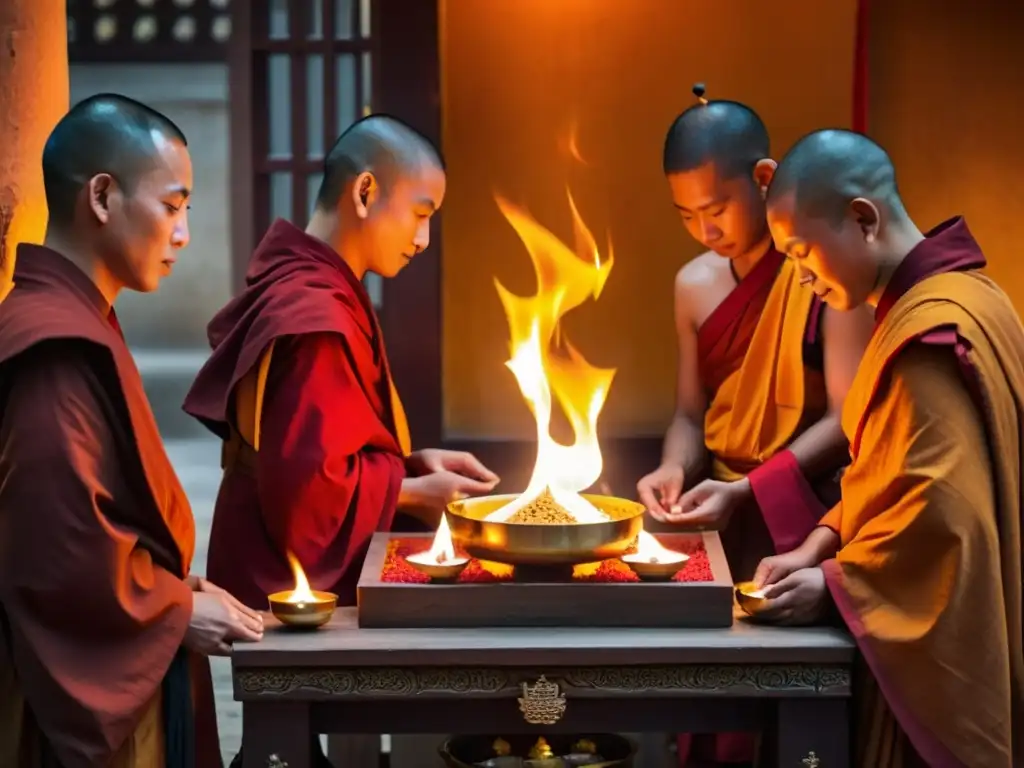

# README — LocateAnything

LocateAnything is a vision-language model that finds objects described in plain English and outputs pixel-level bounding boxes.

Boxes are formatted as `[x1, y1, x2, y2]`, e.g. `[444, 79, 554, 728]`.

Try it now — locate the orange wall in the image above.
[869, 0, 1024, 313]
[439, 0, 857, 440]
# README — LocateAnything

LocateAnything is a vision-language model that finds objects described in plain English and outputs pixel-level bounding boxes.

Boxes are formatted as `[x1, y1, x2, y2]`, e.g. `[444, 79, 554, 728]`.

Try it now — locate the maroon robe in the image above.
[183, 219, 406, 609]
[0, 246, 219, 768]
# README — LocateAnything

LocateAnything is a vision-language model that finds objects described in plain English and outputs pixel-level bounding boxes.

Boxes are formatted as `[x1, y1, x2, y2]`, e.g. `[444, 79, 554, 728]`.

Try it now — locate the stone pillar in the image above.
[0, 0, 69, 301]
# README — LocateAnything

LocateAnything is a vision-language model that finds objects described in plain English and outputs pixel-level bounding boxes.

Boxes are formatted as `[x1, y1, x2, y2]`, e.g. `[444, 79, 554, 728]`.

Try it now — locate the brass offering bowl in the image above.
[439, 733, 636, 768]
[734, 581, 771, 618]
[404, 551, 469, 581]
[445, 493, 645, 566]
[621, 551, 689, 580]
[267, 590, 338, 628]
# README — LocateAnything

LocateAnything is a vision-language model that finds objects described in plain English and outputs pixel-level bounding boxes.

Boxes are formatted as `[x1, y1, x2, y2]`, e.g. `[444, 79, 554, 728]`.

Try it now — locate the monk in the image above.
[183, 114, 498, 613]
[0, 94, 263, 768]
[634, 92, 874, 766]
[638, 92, 874, 576]
[755, 129, 1024, 767]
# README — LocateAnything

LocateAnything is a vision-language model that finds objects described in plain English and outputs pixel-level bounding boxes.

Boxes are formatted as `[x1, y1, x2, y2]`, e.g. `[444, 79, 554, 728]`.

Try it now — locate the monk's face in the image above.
[666, 160, 770, 260]
[364, 162, 446, 278]
[767, 193, 878, 310]
[91, 132, 193, 293]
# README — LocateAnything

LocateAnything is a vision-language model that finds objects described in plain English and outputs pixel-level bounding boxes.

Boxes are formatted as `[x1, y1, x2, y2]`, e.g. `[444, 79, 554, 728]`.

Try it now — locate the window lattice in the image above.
[67, 0, 231, 62]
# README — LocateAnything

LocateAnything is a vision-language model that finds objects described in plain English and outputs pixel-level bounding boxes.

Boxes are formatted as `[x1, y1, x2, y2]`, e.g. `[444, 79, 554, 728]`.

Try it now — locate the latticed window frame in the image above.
[67, 0, 231, 63]
[229, 0, 377, 288]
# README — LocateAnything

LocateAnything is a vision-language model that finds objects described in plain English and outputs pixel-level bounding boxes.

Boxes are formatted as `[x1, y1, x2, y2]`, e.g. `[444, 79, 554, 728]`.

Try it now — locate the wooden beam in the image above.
[0, 0, 70, 299]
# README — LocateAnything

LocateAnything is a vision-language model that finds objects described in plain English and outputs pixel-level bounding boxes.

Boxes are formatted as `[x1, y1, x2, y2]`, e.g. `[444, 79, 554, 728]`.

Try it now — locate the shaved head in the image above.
[662, 91, 773, 261]
[43, 93, 188, 229]
[766, 130, 918, 311]
[315, 114, 444, 212]
[767, 129, 902, 227]
[663, 98, 770, 179]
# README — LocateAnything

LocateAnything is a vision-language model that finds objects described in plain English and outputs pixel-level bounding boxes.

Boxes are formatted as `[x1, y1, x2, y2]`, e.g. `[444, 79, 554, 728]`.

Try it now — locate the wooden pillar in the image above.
[0, 0, 69, 301]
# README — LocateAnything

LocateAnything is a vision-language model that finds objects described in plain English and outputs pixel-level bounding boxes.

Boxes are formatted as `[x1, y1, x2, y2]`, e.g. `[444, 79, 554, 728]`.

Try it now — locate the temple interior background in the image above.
[10, 0, 1024, 761]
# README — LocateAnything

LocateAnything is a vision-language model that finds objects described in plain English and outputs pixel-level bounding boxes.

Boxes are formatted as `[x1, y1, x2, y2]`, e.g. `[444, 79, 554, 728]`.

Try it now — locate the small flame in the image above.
[485, 189, 615, 524]
[285, 552, 316, 604]
[426, 514, 458, 564]
[632, 530, 688, 565]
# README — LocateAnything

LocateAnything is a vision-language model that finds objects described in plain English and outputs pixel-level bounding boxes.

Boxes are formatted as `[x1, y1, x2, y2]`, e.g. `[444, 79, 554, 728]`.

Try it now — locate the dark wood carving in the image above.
[236, 664, 852, 699]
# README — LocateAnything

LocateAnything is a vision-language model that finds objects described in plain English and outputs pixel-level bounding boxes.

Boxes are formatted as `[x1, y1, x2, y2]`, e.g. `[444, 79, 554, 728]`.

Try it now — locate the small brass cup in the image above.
[404, 552, 469, 581]
[734, 581, 770, 618]
[267, 590, 338, 628]
[620, 553, 689, 580]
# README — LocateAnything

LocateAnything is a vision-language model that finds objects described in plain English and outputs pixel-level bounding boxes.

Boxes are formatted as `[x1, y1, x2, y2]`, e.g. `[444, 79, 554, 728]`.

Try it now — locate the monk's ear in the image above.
[86, 173, 117, 225]
[849, 198, 880, 243]
[351, 171, 379, 219]
[753, 159, 777, 196]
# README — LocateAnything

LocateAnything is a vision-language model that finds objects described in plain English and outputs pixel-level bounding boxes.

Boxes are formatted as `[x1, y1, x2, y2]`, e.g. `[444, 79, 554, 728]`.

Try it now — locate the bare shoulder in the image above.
[675, 250, 729, 293]
[674, 251, 734, 329]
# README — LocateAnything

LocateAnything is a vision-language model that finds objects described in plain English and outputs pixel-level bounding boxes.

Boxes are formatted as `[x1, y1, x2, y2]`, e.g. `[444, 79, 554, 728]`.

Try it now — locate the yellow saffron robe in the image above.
[822, 263, 1024, 767]
[697, 248, 833, 575]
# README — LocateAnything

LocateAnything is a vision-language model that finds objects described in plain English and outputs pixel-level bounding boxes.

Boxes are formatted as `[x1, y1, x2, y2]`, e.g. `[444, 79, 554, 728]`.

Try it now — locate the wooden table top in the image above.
[232, 607, 855, 669]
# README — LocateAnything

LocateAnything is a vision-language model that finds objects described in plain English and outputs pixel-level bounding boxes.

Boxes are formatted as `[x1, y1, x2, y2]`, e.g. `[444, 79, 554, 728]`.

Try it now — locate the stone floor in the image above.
[164, 437, 243, 763]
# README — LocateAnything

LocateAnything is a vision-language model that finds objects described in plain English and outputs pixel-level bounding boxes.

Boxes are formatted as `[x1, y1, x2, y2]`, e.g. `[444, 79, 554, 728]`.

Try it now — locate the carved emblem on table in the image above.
[517, 675, 566, 725]
[236, 663, 849, 698]
[802, 752, 820, 767]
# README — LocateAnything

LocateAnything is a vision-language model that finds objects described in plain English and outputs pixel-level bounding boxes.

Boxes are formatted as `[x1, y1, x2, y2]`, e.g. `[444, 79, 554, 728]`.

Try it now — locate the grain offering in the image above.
[506, 488, 578, 524]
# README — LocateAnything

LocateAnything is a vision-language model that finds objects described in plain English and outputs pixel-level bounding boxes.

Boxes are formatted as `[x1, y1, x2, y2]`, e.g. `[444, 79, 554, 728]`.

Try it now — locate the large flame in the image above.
[485, 189, 615, 524]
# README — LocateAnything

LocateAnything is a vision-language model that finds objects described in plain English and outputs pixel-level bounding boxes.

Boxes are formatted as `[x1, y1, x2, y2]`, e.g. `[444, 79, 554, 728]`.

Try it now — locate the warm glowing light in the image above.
[485, 189, 615, 524]
[284, 552, 317, 604]
[624, 529, 689, 566]
[566, 118, 588, 166]
[410, 514, 465, 566]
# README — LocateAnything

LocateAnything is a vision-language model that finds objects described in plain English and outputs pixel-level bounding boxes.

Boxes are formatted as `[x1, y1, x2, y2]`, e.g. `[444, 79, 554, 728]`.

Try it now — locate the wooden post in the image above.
[0, 0, 69, 301]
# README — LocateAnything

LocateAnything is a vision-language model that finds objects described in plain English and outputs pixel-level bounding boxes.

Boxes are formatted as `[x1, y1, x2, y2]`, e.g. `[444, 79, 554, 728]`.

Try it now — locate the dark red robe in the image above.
[183, 219, 407, 609]
[0, 245, 219, 768]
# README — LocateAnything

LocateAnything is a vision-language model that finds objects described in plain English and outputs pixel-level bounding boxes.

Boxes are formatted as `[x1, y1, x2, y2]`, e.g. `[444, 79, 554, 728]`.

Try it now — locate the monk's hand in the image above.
[664, 478, 750, 527]
[190, 576, 265, 628]
[758, 567, 829, 626]
[185, 592, 265, 657]
[401, 470, 499, 511]
[407, 448, 500, 486]
[637, 464, 685, 519]
[753, 549, 817, 589]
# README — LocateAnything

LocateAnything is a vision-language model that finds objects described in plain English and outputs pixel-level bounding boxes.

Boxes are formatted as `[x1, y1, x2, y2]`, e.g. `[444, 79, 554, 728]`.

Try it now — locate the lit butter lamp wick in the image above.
[267, 553, 338, 629]
[622, 530, 689, 580]
[405, 515, 469, 580]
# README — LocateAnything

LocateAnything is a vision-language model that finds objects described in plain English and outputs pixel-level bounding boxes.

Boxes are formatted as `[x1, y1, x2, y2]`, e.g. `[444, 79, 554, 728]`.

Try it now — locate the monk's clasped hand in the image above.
[757, 566, 829, 626]
[662, 478, 750, 527]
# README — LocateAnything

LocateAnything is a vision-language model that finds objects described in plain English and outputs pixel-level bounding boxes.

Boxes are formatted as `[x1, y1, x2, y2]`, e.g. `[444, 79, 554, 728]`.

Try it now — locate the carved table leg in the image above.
[776, 698, 849, 768]
[242, 701, 313, 768]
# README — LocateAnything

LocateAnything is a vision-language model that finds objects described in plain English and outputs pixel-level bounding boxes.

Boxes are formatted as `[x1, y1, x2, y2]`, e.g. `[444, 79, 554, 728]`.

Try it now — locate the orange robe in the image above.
[0, 246, 220, 768]
[697, 247, 836, 575]
[820, 218, 1024, 767]
[681, 248, 835, 766]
